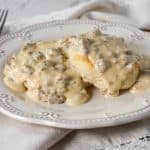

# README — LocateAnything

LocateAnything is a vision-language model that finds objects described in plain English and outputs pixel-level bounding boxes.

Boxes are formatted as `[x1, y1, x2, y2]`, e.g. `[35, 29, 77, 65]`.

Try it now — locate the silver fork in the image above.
[0, 9, 8, 35]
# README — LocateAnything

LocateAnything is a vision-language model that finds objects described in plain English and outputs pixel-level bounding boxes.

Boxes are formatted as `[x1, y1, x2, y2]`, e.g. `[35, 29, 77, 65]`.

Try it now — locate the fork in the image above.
[0, 9, 8, 35]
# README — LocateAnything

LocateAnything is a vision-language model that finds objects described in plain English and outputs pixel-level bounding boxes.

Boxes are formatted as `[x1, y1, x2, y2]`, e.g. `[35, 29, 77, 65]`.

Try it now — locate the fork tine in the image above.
[0, 9, 5, 21]
[0, 10, 8, 35]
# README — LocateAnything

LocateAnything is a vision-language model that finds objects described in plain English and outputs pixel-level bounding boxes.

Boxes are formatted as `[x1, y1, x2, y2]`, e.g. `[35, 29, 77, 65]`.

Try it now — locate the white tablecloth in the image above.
[1, 0, 150, 150]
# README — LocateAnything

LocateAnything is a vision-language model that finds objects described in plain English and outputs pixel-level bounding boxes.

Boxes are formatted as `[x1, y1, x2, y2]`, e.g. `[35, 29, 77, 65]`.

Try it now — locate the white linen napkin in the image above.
[51, 118, 150, 150]
[6, 0, 150, 32]
[1, 0, 150, 150]
[0, 114, 70, 150]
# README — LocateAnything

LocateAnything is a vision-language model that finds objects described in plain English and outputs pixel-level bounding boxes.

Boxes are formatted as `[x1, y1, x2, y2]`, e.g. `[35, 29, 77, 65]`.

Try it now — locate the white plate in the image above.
[0, 20, 150, 129]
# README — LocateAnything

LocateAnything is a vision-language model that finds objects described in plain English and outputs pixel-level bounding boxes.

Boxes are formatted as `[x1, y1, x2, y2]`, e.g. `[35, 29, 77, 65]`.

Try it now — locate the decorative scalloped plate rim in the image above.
[0, 19, 150, 129]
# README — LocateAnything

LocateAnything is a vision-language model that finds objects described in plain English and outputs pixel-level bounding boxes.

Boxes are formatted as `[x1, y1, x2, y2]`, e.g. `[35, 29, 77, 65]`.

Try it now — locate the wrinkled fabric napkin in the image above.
[1, 0, 150, 150]
[6, 0, 150, 31]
